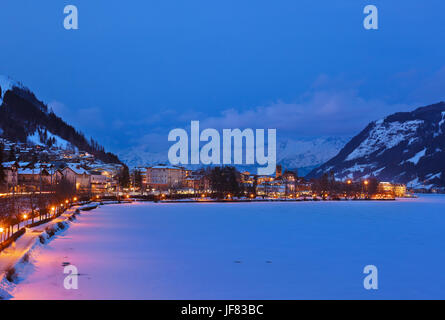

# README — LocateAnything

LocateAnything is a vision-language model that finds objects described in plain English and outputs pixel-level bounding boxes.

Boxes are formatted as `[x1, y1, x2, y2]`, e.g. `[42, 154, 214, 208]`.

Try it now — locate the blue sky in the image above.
[1, 0, 445, 155]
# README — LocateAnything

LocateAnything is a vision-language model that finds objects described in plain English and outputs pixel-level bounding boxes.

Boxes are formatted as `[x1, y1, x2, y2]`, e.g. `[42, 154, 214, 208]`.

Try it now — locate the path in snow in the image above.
[0, 208, 77, 276]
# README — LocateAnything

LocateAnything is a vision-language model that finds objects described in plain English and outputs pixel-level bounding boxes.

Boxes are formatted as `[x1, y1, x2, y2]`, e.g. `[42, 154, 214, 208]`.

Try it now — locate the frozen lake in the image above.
[10, 195, 445, 299]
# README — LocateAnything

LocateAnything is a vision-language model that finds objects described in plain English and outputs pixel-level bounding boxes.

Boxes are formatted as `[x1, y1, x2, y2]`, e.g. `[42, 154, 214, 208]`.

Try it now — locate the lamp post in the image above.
[346, 180, 352, 199]
[363, 180, 369, 198]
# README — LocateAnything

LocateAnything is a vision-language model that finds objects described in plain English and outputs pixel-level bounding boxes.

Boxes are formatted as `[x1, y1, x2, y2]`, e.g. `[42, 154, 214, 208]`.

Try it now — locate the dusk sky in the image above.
[1, 0, 445, 155]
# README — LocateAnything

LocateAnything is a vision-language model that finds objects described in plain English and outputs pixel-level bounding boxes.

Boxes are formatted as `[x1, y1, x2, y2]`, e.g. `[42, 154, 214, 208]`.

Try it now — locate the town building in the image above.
[146, 165, 186, 190]
[378, 182, 407, 197]
[61, 164, 91, 194]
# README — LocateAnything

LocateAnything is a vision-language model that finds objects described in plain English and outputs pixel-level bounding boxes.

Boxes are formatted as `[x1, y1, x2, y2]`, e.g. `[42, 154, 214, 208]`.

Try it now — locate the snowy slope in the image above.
[277, 137, 349, 171]
[308, 102, 445, 189]
[27, 129, 73, 150]
[345, 120, 423, 161]
[118, 147, 169, 168]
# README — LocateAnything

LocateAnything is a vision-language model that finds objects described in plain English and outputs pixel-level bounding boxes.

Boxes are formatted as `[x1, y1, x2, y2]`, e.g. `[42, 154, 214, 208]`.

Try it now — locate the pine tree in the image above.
[119, 165, 131, 188]
[133, 169, 143, 189]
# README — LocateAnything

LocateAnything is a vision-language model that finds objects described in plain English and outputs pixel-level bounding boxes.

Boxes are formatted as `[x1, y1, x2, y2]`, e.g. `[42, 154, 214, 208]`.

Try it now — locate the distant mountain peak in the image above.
[119, 136, 349, 175]
[0, 75, 24, 105]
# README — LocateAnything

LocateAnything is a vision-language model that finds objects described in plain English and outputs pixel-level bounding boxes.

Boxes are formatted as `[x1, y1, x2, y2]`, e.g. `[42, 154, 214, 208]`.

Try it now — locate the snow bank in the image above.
[0, 206, 92, 299]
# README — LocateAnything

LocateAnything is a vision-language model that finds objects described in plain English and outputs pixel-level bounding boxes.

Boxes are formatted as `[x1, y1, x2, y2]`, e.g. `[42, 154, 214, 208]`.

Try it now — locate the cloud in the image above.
[119, 75, 414, 165]
[197, 88, 411, 137]
[119, 75, 415, 158]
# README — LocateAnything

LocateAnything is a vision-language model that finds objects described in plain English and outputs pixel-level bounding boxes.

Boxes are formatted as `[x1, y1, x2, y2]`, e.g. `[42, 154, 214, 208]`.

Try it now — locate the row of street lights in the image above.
[0, 196, 81, 244]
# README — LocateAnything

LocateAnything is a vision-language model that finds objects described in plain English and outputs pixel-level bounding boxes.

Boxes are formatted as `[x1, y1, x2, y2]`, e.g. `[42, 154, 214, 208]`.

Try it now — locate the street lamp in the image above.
[22, 214, 28, 227]
[0, 227, 3, 242]
[362, 180, 369, 199]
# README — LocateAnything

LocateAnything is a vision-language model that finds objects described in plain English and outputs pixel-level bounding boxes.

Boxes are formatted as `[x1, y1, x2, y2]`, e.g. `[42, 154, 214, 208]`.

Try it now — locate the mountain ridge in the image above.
[307, 102, 445, 189]
[0, 75, 121, 164]
[119, 136, 349, 175]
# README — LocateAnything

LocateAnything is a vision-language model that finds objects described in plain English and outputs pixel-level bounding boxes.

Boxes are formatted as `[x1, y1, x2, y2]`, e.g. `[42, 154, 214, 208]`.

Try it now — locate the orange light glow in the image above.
[0, 227, 4, 233]
[364, 180, 369, 185]
[23, 214, 28, 219]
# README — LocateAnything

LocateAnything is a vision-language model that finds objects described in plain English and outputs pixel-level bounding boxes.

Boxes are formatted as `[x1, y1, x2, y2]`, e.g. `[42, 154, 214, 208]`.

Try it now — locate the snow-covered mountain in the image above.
[119, 136, 349, 175]
[0, 75, 24, 105]
[308, 102, 445, 190]
[277, 137, 349, 175]
[0, 75, 120, 163]
[118, 146, 168, 169]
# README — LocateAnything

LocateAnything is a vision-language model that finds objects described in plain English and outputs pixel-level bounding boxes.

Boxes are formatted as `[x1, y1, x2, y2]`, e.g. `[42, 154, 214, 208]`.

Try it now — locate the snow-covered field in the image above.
[6, 195, 445, 299]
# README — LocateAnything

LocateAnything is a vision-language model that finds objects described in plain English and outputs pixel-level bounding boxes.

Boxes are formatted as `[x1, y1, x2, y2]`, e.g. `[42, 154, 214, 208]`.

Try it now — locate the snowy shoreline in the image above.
[0, 196, 403, 298]
[157, 198, 398, 203]
[0, 203, 102, 299]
